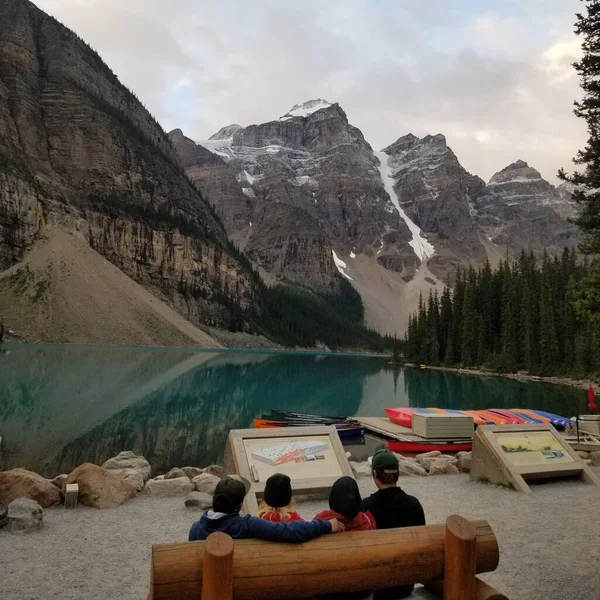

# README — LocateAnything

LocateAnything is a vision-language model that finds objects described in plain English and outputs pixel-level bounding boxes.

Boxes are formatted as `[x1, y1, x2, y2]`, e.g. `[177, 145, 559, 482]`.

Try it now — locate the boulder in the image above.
[202, 465, 225, 479]
[181, 467, 203, 480]
[590, 451, 600, 467]
[102, 451, 151, 481]
[7, 498, 43, 533]
[193, 473, 221, 494]
[184, 492, 213, 509]
[153, 475, 165, 481]
[66, 463, 137, 508]
[576, 451, 590, 460]
[429, 459, 460, 476]
[397, 458, 428, 477]
[51, 474, 68, 493]
[112, 469, 145, 492]
[416, 451, 442, 460]
[144, 477, 194, 498]
[0, 505, 7, 529]
[165, 468, 187, 480]
[0, 469, 61, 508]
[350, 461, 372, 478]
[417, 454, 457, 471]
[457, 452, 472, 473]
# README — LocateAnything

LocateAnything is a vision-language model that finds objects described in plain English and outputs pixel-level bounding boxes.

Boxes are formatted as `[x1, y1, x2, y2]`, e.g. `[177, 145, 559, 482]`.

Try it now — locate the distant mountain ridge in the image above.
[170, 100, 580, 334]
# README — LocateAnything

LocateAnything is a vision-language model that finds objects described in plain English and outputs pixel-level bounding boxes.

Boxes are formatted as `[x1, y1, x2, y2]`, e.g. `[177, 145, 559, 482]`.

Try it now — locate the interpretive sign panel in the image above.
[471, 424, 599, 494]
[225, 426, 353, 513]
[495, 431, 575, 467]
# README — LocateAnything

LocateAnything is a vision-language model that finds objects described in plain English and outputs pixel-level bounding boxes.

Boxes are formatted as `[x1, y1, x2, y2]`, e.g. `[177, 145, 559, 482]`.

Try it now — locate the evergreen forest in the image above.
[404, 249, 600, 377]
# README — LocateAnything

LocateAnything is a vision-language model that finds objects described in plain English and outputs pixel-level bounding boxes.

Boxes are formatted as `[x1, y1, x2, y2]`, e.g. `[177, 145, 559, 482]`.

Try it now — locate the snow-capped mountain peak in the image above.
[280, 99, 332, 120]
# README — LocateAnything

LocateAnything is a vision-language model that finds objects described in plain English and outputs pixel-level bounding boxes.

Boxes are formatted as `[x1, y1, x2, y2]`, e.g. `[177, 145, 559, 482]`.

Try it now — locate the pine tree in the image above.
[559, 1, 600, 321]
[477, 259, 494, 363]
[559, 2, 600, 253]
[539, 254, 560, 373]
[439, 287, 453, 362]
[425, 292, 441, 365]
[500, 260, 520, 371]
[461, 269, 479, 366]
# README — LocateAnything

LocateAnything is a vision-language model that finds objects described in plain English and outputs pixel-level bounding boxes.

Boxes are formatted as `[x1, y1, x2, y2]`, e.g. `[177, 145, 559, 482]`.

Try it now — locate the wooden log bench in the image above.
[149, 515, 508, 600]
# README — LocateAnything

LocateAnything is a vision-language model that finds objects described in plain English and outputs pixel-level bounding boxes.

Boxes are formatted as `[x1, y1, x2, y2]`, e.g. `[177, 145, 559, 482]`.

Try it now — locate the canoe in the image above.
[385, 407, 434, 428]
[269, 410, 348, 422]
[473, 410, 514, 425]
[487, 409, 529, 424]
[459, 410, 495, 426]
[508, 408, 548, 424]
[253, 415, 365, 439]
[511, 409, 572, 429]
[388, 440, 472, 454]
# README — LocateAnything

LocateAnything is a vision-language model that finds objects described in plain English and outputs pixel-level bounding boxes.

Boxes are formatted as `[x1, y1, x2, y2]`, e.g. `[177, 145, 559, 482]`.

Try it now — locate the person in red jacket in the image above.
[314, 476, 375, 531]
[258, 473, 304, 522]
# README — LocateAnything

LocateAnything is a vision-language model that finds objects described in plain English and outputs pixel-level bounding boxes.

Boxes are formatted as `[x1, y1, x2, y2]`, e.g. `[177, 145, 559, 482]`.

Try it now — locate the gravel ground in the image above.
[1, 471, 599, 600]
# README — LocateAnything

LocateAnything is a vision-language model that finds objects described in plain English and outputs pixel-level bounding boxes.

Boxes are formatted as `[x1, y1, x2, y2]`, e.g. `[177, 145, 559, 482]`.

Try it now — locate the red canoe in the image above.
[388, 440, 472, 454]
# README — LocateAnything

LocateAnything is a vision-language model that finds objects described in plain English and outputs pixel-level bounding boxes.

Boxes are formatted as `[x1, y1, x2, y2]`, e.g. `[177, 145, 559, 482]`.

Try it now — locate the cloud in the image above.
[34, 0, 586, 183]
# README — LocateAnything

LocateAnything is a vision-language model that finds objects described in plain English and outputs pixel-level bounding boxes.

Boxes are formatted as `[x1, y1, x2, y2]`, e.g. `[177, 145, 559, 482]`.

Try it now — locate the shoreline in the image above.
[402, 362, 596, 391]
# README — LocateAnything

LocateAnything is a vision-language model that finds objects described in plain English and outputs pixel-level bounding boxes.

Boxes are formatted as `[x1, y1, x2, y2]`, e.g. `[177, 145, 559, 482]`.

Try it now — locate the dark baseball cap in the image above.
[368, 449, 399, 473]
[213, 475, 251, 513]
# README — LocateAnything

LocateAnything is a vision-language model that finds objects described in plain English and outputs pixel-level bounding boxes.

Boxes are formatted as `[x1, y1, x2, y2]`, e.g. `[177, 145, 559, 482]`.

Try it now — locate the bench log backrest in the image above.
[150, 515, 506, 600]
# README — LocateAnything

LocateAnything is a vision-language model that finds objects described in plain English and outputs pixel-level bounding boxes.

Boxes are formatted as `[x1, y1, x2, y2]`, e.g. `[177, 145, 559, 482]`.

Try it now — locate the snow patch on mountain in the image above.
[487, 176, 543, 186]
[281, 99, 332, 120]
[332, 250, 353, 281]
[198, 138, 234, 158]
[375, 151, 435, 262]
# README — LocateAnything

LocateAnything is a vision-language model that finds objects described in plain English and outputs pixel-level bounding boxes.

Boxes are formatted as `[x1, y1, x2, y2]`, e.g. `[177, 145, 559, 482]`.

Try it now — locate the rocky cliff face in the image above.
[171, 101, 416, 290]
[381, 133, 487, 281]
[475, 160, 580, 255]
[0, 0, 254, 330]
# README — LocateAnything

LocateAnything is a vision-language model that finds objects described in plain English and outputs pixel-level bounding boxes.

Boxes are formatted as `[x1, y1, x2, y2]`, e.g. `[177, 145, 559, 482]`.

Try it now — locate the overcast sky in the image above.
[36, 0, 586, 183]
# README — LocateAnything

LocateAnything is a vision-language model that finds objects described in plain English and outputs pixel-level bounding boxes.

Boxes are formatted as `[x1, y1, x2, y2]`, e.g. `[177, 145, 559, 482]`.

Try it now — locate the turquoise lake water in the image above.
[0, 344, 588, 476]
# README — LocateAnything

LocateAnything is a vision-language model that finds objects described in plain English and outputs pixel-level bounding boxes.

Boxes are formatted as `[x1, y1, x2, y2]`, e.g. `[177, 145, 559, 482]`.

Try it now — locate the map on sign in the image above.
[243, 435, 344, 482]
[496, 432, 575, 467]
[251, 440, 328, 466]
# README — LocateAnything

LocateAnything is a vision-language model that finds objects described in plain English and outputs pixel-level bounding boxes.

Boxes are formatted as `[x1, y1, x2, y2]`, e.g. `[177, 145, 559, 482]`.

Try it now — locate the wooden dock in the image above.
[563, 433, 600, 453]
[354, 416, 473, 444]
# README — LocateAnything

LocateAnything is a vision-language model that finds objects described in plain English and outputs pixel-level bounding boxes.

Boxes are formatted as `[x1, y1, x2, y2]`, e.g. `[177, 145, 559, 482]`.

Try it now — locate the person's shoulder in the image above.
[188, 518, 206, 541]
[314, 509, 336, 521]
[360, 493, 375, 510]
[403, 492, 424, 509]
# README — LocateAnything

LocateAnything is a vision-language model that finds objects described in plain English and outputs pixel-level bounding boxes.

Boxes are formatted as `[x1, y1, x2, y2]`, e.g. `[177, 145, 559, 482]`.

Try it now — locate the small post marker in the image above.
[64, 483, 78, 508]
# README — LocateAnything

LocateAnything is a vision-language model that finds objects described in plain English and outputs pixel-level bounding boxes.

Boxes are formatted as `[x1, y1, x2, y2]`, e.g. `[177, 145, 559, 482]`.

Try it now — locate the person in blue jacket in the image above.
[189, 475, 345, 542]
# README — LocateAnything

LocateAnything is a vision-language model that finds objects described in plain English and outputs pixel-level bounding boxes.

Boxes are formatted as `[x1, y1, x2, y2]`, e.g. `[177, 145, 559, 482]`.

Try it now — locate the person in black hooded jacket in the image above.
[360, 449, 425, 599]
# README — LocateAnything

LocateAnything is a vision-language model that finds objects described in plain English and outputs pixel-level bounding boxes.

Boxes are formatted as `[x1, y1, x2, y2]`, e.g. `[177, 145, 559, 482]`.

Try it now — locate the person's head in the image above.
[369, 449, 400, 488]
[212, 476, 249, 514]
[328, 476, 362, 520]
[258, 473, 295, 520]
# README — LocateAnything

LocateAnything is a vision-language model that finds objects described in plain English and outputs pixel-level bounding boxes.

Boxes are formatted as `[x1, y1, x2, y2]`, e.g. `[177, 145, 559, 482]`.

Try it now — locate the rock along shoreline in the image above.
[403, 362, 597, 391]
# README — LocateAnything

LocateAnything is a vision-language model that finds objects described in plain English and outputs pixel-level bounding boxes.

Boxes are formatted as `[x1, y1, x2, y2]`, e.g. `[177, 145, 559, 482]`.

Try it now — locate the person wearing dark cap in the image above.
[189, 475, 345, 542]
[360, 449, 425, 599]
[258, 473, 303, 522]
[314, 476, 375, 531]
